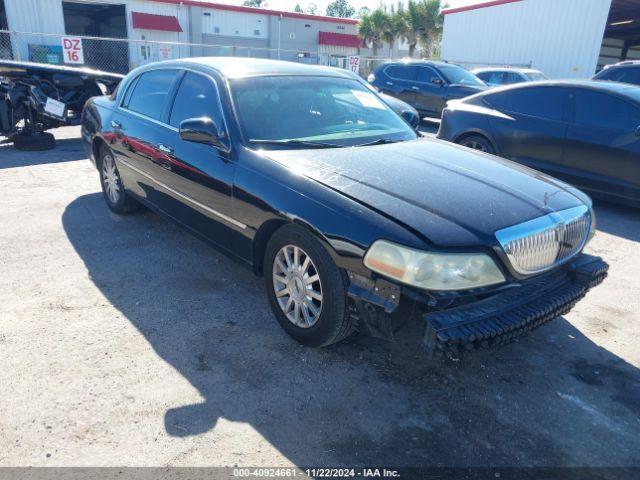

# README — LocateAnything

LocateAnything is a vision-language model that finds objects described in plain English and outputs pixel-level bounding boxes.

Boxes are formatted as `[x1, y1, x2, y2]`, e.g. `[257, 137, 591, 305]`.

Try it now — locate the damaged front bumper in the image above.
[347, 254, 608, 356]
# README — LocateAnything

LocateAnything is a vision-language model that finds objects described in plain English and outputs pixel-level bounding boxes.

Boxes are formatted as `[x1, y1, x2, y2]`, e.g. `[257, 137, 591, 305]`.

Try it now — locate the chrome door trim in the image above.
[118, 158, 247, 230]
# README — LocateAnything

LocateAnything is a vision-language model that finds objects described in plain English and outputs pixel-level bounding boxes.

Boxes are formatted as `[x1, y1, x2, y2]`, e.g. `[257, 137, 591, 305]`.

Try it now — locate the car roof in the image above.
[134, 57, 355, 80]
[473, 79, 640, 102]
[472, 67, 542, 74]
[380, 60, 455, 68]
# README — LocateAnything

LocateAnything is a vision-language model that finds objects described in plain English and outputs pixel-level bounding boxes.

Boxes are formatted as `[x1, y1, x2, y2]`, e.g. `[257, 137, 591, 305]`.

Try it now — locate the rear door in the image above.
[381, 65, 419, 107]
[563, 87, 640, 201]
[488, 86, 570, 175]
[111, 69, 182, 206]
[414, 65, 447, 116]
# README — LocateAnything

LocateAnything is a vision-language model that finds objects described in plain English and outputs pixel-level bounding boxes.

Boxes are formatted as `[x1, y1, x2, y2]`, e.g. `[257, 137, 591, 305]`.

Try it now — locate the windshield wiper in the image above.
[355, 138, 399, 147]
[249, 139, 342, 149]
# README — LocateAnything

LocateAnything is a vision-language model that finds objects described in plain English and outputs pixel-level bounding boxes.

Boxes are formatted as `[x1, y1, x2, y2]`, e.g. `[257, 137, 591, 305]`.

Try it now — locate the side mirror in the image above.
[431, 78, 444, 86]
[400, 109, 420, 130]
[179, 117, 227, 150]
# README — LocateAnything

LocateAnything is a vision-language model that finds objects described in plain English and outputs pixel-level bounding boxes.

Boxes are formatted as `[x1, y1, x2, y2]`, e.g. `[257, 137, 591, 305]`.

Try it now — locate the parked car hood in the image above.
[263, 138, 589, 247]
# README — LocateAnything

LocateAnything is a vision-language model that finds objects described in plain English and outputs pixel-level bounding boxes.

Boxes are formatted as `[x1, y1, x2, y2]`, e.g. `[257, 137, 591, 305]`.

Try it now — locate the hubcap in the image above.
[102, 154, 121, 204]
[272, 245, 323, 328]
[464, 140, 487, 152]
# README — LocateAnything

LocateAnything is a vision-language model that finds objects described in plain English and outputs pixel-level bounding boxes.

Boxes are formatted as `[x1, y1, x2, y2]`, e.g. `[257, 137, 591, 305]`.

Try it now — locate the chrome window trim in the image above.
[117, 66, 231, 151]
[118, 158, 247, 230]
[495, 205, 591, 276]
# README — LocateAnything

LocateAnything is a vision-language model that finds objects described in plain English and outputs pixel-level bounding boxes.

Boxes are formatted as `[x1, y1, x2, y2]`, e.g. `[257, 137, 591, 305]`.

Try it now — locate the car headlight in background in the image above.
[363, 240, 505, 291]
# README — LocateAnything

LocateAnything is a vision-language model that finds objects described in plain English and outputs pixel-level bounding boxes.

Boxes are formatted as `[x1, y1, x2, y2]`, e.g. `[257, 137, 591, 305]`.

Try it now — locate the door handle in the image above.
[386, 81, 393, 86]
[157, 144, 174, 155]
[411, 86, 420, 90]
[111, 120, 122, 129]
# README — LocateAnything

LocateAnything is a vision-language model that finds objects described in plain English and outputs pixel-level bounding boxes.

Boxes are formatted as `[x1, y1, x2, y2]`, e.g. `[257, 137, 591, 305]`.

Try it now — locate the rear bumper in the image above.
[422, 254, 608, 356]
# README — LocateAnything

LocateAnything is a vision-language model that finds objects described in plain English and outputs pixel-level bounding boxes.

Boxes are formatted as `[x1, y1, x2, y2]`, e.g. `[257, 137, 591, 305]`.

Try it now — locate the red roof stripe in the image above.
[147, 0, 359, 25]
[318, 31, 360, 48]
[132, 12, 183, 32]
[441, 0, 523, 15]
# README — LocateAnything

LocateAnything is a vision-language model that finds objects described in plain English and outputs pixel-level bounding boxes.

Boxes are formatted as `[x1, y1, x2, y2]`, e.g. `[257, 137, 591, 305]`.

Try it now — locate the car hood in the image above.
[262, 138, 589, 247]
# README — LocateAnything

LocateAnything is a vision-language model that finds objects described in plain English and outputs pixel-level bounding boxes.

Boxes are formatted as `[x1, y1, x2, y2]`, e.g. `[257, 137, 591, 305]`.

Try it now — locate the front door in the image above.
[489, 86, 570, 175]
[414, 66, 446, 116]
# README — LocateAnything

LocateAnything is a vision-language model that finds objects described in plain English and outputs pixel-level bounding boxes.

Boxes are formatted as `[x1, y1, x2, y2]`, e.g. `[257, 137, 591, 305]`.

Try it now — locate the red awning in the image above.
[318, 31, 361, 48]
[132, 12, 183, 32]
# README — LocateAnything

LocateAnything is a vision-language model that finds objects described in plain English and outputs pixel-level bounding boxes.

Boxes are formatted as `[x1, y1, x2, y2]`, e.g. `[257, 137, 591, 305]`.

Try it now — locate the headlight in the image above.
[363, 240, 505, 291]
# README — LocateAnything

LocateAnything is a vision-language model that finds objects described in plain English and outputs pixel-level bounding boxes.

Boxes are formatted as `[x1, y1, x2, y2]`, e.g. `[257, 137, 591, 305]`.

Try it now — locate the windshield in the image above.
[525, 71, 547, 81]
[229, 75, 417, 149]
[439, 65, 486, 86]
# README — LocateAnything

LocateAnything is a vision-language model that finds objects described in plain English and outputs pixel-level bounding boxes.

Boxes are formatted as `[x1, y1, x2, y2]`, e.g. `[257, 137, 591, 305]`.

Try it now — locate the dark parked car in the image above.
[438, 80, 640, 207]
[81, 58, 607, 356]
[472, 67, 547, 86]
[378, 92, 420, 129]
[594, 60, 640, 86]
[368, 60, 487, 118]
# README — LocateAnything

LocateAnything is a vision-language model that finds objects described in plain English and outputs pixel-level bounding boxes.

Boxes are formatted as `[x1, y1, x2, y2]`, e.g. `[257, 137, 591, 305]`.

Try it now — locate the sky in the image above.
[220, 0, 482, 16]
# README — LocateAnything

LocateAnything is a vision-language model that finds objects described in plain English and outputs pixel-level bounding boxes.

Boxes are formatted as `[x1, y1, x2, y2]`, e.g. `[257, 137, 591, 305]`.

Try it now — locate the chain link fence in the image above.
[0, 30, 440, 80]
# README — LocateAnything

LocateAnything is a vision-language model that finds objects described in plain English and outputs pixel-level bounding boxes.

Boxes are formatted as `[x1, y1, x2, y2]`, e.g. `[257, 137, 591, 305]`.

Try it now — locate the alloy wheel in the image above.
[102, 154, 121, 204]
[463, 140, 488, 152]
[272, 244, 323, 328]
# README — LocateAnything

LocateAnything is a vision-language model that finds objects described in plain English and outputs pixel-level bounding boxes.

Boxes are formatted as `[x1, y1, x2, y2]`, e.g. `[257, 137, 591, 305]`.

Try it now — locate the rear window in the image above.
[124, 70, 178, 121]
[504, 87, 565, 121]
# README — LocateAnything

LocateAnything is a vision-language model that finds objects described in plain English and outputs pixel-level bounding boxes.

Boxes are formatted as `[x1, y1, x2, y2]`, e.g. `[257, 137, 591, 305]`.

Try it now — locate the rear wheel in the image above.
[98, 145, 140, 214]
[264, 225, 354, 347]
[458, 134, 495, 154]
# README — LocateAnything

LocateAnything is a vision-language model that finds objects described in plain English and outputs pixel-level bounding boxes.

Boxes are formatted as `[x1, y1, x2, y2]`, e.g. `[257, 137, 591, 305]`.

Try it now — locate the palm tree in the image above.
[358, 9, 388, 57]
[382, 4, 405, 57]
[401, 0, 424, 58]
[417, 0, 443, 58]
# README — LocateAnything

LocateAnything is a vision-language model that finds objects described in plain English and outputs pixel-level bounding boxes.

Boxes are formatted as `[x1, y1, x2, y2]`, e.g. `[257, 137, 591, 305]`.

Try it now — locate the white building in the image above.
[440, 0, 640, 78]
[0, 0, 414, 74]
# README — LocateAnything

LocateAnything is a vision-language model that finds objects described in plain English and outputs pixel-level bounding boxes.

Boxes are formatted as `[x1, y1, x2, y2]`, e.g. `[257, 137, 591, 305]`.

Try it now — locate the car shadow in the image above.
[592, 201, 640, 243]
[62, 193, 640, 467]
[0, 137, 87, 169]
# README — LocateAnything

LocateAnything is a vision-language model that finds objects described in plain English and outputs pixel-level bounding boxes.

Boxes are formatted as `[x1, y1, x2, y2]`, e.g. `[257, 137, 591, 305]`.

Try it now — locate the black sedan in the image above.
[81, 59, 607, 356]
[437, 80, 640, 207]
[368, 60, 487, 119]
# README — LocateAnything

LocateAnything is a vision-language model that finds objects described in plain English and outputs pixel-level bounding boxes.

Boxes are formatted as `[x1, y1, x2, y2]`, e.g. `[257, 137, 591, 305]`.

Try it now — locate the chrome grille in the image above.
[495, 206, 591, 275]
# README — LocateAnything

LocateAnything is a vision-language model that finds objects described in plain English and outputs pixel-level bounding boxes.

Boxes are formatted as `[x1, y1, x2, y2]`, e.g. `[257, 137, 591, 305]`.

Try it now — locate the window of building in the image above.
[214, 26, 220, 33]
[253, 29, 260, 36]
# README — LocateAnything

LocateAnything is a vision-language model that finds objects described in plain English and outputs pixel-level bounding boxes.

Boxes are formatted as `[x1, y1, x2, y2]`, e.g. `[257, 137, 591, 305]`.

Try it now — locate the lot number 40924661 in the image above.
[61, 37, 85, 65]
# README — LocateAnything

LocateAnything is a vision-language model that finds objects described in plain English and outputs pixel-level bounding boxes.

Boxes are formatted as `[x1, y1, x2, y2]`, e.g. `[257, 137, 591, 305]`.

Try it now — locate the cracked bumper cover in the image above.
[422, 254, 608, 355]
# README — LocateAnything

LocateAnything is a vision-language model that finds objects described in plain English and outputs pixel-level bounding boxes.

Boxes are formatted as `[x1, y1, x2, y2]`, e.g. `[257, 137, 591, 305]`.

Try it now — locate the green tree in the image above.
[394, 0, 443, 58]
[356, 7, 370, 19]
[382, 3, 406, 56]
[242, 0, 263, 6]
[326, 0, 355, 18]
[306, 3, 318, 14]
[358, 8, 389, 57]
[294, 3, 303, 13]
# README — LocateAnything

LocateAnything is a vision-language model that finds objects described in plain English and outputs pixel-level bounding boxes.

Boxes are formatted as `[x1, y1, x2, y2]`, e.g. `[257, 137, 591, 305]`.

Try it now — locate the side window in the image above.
[385, 65, 418, 81]
[417, 66, 441, 83]
[505, 87, 565, 121]
[124, 70, 178, 121]
[574, 89, 640, 131]
[169, 72, 225, 132]
[504, 72, 523, 84]
[483, 91, 507, 109]
[614, 68, 640, 86]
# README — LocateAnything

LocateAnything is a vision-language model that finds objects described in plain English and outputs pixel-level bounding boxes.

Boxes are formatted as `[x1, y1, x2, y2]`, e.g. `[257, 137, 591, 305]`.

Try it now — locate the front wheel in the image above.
[458, 134, 495, 154]
[98, 145, 140, 214]
[264, 225, 354, 347]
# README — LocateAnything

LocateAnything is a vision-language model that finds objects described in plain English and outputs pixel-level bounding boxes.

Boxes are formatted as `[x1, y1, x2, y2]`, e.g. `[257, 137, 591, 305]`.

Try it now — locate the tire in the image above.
[13, 132, 56, 151]
[264, 224, 354, 347]
[458, 134, 495, 155]
[98, 145, 140, 214]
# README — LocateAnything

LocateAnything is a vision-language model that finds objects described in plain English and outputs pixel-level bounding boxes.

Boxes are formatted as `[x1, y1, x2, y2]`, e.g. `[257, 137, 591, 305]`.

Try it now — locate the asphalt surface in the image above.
[1, 126, 639, 468]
